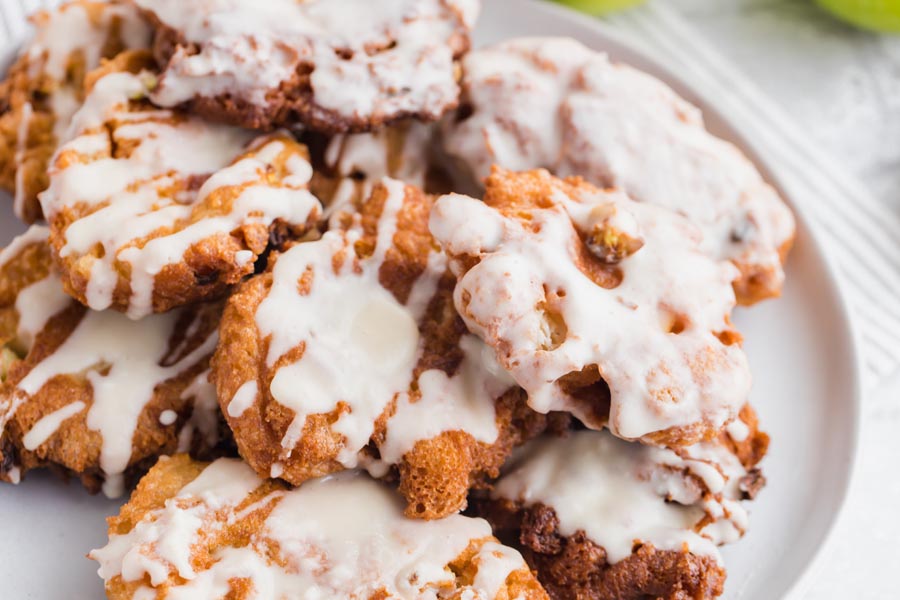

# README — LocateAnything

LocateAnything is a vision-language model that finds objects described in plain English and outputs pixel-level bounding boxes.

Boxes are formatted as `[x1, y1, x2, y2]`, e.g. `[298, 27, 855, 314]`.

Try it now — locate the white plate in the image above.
[0, 1, 862, 598]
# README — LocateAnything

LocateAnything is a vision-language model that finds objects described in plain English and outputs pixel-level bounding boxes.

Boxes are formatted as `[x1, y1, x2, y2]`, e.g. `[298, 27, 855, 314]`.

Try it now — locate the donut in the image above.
[212, 177, 564, 519]
[442, 37, 796, 305]
[40, 51, 323, 317]
[91, 455, 549, 599]
[472, 406, 768, 600]
[429, 168, 751, 446]
[0, 0, 151, 222]
[0, 227, 227, 497]
[134, 0, 480, 132]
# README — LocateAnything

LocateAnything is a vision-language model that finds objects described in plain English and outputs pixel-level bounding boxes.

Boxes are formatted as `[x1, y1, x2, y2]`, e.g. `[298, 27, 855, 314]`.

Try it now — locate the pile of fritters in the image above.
[0, 2, 792, 599]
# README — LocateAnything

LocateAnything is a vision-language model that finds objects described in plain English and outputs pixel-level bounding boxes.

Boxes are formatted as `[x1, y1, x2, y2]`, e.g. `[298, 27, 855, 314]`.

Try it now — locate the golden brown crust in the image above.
[144, 17, 470, 133]
[480, 499, 725, 600]
[45, 51, 320, 315]
[442, 168, 746, 447]
[0, 1, 146, 222]
[471, 407, 769, 600]
[213, 181, 564, 519]
[103, 455, 287, 600]
[103, 455, 550, 600]
[0, 236, 230, 492]
[732, 237, 795, 306]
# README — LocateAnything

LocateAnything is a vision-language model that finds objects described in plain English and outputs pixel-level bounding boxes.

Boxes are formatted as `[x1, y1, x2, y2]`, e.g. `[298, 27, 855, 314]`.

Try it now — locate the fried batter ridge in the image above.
[473, 406, 769, 600]
[40, 51, 323, 317]
[0, 227, 226, 497]
[134, 0, 479, 133]
[0, 0, 151, 222]
[429, 168, 750, 447]
[442, 37, 795, 304]
[91, 455, 549, 600]
[213, 177, 561, 519]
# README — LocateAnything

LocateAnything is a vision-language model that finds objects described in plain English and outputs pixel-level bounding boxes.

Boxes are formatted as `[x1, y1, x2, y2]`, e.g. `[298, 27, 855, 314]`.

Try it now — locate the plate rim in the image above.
[0, 3, 864, 598]
[494, 1, 864, 598]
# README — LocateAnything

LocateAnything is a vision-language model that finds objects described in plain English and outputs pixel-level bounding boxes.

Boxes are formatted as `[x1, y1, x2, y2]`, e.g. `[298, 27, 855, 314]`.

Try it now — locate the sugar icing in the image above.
[41, 70, 321, 317]
[443, 37, 794, 296]
[92, 462, 528, 599]
[135, 0, 478, 127]
[493, 429, 752, 564]
[430, 177, 750, 442]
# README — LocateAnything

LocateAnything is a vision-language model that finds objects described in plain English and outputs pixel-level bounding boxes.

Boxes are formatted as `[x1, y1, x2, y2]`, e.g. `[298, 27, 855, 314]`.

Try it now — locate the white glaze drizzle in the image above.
[13, 301, 216, 497]
[0, 230, 218, 495]
[117, 136, 322, 317]
[379, 334, 511, 464]
[92, 463, 527, 598]
[429, 182, 750, 441]
[327, 120, 433, 185]
[245, 177, 508, 473]
[226, 380, 257, 419]
[24, 2, 150, 85]
[0, 227, 70, 441]
[40, 68, 324, 317]
[443, 37, 794, 285]
[494, 429, 752, 564]
[256, 183, 420, 467]
[158, 409, 177, 426]
[22, 400, 86, 451]
[134, 0, 477, 124]
[322, 122, 434, 225]
[12, 1, 151, 218]
[14, 275, 72, 350]
[725, 418, 750, 443]
[6, 466, 21, 484]
[0, 224, 50, 267]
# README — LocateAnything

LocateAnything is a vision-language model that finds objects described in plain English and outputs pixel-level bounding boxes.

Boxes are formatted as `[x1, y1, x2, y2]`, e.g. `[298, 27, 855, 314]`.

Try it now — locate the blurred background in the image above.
[557, 1, 899, 597]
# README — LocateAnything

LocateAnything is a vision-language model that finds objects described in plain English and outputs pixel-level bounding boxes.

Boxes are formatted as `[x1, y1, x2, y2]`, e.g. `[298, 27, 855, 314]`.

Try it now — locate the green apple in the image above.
[816, 0, 900, 32]
[551, 0, 647, 15]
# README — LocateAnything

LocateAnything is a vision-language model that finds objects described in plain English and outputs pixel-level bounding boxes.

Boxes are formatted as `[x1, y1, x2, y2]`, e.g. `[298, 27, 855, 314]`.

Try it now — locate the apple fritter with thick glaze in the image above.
[0, 226, 228, 497]
[472, 406, 768, 600]
[40, 51, 322, 318]
[213, 177, 566, 519]
[0, 0, 151, 222]
[442, 37, 795, 305]
[91, 454, 549, 600]
[133, 0, 479, 133]
[429, 168, 751, 447]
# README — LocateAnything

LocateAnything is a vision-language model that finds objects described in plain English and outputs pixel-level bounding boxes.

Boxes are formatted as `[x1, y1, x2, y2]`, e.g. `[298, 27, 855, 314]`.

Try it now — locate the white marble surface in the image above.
[644, 2, 900, 598]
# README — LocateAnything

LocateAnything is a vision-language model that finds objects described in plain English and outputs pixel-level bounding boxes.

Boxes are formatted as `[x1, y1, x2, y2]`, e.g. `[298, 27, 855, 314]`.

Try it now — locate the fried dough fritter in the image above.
[40, 50, 323, 317]
[0, 0, 151, 222]
[430, 168, 751, 447]
[92, 454, 549, 600]
[442, 37, 795, 305]
[0, 226, 229, 497]
[134, 0, 478, 133]
[213, 177, 564, 519]
[472, 406, 769, 600]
